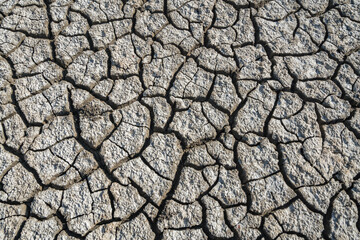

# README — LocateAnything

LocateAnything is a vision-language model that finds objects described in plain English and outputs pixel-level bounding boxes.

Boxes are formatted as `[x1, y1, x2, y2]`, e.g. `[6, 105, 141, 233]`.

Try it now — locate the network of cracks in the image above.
[0, 0, 360, 239]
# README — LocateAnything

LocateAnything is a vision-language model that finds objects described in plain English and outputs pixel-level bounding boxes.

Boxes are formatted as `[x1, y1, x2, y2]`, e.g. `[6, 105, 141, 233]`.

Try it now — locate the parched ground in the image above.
[0, 0, 359, 239]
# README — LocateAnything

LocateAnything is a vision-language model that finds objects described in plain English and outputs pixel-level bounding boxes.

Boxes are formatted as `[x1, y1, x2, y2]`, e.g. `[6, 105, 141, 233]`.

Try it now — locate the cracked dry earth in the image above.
[1, 0, 360, 240]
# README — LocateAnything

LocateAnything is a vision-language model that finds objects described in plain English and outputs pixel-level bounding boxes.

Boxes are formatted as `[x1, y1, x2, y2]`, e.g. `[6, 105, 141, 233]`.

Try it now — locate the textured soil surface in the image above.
[0, 0, 360, 239]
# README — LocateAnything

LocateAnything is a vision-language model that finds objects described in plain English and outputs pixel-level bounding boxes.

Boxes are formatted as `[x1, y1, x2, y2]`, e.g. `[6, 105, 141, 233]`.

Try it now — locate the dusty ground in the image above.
[0, 0, 360, 239]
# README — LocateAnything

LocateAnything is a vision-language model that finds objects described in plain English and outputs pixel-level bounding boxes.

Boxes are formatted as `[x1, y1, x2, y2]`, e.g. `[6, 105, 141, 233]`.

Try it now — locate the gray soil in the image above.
[0, 0, 360, 239]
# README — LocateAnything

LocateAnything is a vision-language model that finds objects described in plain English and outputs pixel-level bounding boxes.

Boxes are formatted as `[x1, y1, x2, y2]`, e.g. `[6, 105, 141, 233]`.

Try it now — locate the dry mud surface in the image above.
[0, 0, 360, 239]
